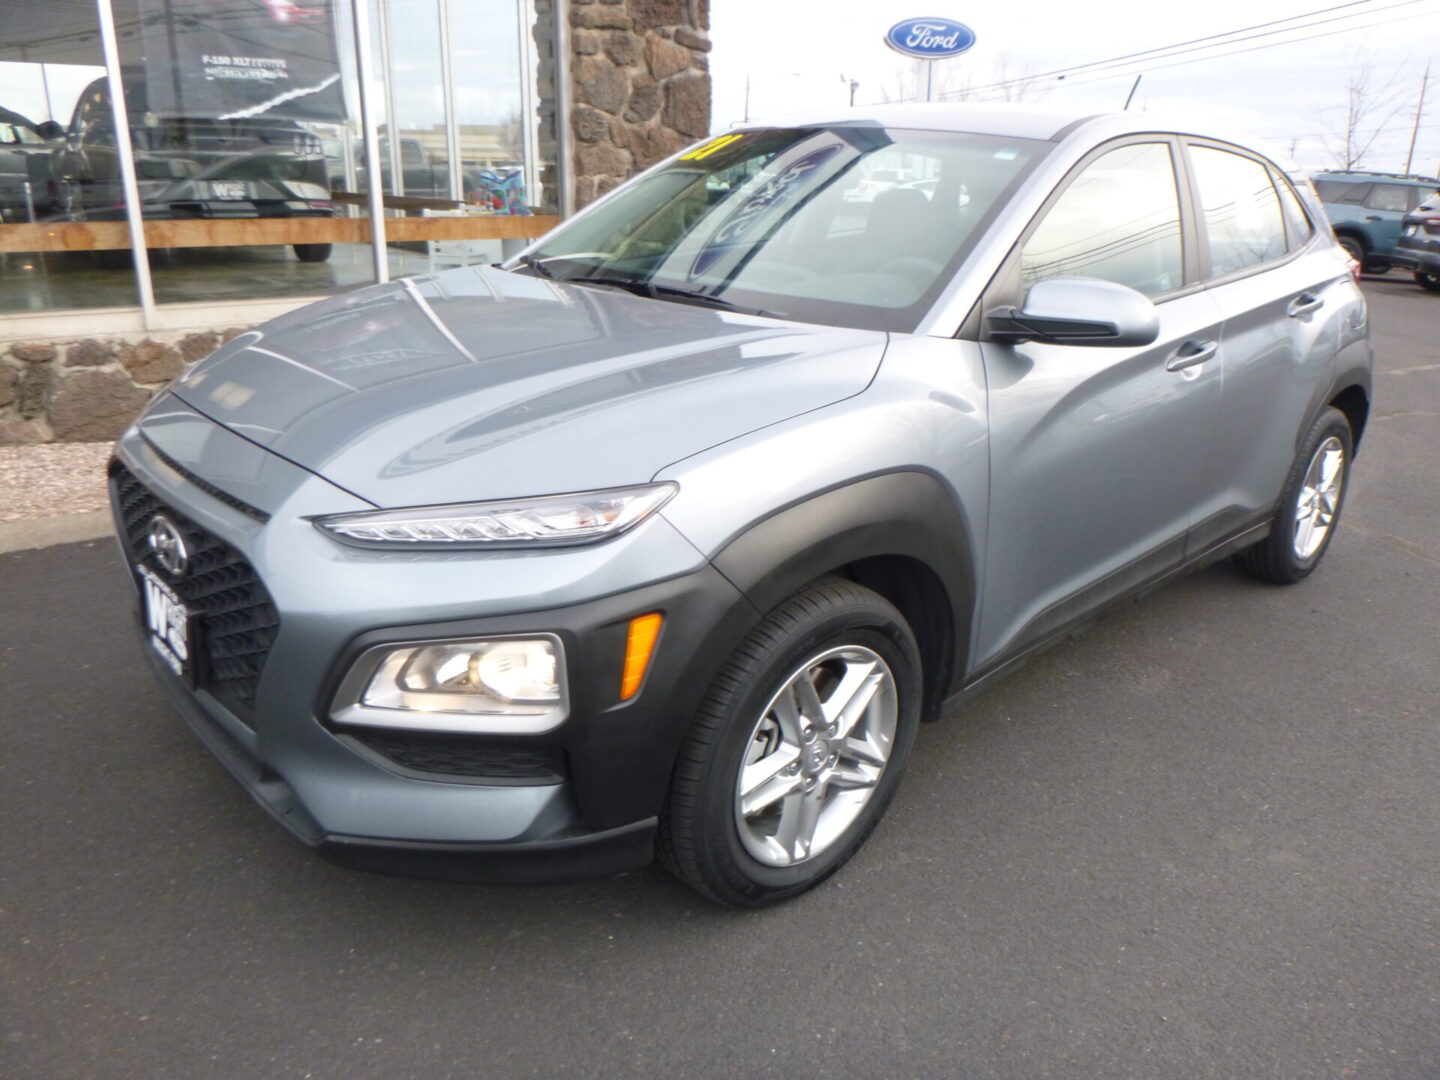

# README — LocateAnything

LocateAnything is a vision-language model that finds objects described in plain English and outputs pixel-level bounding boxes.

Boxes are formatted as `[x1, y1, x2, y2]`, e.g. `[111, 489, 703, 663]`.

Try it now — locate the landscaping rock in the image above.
[118, 339, 185, 384]
[47, 371, 151, 442]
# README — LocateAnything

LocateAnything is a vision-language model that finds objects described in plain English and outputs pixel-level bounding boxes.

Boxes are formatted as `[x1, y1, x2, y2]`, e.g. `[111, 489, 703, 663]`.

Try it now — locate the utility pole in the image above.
[743, 75, 750, 123]
[1404, 62, 1430, 175]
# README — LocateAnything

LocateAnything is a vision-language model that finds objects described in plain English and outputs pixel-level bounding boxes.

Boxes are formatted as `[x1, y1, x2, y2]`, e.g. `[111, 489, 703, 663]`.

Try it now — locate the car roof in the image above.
[732, 101, 1285, 148]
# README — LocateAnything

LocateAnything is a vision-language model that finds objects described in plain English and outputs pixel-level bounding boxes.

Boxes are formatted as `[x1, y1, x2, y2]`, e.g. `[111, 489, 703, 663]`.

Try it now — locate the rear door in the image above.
[1181, 142, 1352, 554]
[974, 137, 1224, 667]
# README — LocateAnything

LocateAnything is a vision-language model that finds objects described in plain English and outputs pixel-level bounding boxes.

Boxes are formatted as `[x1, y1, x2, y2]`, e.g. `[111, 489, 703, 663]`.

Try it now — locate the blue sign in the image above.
[884, 17, 976, 60]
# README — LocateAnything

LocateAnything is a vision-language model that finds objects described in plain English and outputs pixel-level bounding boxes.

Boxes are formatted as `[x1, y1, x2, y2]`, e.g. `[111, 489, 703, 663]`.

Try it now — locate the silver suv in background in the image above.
[110, 105, 1371, 906]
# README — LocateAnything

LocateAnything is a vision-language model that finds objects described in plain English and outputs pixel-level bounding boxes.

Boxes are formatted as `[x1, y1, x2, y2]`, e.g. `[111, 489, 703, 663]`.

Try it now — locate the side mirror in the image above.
[985, 277, 1160, 347]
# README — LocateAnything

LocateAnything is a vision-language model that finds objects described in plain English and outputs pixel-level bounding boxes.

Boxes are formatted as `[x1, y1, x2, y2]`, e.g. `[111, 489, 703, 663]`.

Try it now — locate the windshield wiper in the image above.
[513, 254, 556, 279]
[563, 274, 780, 319]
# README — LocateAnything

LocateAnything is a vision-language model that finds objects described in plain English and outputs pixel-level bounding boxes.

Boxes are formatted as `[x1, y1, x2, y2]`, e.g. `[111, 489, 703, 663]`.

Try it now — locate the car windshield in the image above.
[521, 125, 1047, 332]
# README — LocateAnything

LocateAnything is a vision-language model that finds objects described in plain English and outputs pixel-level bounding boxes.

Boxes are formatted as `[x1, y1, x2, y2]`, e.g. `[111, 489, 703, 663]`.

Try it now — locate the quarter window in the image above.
[1274, 174, 1315, 250]
[1021, 142, 1183, 297]
[1191, 146, 1287, 277]
[1362, 184, 1410, 213]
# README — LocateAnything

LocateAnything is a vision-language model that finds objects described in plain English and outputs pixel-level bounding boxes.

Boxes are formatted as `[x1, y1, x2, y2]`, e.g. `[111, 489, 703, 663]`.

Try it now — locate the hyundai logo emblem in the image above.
[146, 515, 190, 578]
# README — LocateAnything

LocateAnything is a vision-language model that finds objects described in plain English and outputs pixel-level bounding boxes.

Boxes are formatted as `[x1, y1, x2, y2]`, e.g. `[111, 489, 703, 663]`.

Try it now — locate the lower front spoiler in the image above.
[315, 819, 658, 885]
[145, 638, 659, 886]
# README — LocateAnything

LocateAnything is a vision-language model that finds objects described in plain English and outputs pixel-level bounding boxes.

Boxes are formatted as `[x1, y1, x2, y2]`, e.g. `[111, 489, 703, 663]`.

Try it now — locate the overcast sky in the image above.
[709, 0, 1440, 174]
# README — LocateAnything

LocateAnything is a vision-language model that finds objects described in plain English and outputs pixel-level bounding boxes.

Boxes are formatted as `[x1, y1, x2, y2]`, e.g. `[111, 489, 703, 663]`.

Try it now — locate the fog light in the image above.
[332, 635, 569, 734]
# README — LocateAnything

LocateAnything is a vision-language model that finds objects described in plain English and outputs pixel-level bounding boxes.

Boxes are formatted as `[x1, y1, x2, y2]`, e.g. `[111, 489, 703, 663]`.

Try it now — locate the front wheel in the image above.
[659, 579, 922, 907]
[1235, 407, 1353, 584]
[1415, 270, 1440, 293]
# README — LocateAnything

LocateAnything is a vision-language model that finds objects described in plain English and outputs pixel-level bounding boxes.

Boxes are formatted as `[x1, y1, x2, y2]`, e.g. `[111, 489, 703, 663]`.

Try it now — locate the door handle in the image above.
[1164, 339, 1217, 372]
[1287, 293, 1324, 318]
[1364, 215, 1382, 221]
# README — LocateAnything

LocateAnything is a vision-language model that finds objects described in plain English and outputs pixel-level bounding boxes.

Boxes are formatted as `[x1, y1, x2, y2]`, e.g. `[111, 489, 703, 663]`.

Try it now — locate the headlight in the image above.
[331, 635, 568, 734]
[313, 483, 676, 550]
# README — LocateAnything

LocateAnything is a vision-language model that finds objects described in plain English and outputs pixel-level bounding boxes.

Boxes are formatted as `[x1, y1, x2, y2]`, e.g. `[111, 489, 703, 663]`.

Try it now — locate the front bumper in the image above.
[112, 407, 757, 882]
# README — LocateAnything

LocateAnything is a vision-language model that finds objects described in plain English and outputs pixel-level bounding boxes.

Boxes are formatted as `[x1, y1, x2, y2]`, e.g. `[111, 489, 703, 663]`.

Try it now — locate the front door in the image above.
[974, 139, 1223, 668]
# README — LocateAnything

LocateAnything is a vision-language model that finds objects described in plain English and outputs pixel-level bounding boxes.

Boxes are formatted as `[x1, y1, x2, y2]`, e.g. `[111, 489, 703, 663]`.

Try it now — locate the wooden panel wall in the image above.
[0, 215, 559, 253]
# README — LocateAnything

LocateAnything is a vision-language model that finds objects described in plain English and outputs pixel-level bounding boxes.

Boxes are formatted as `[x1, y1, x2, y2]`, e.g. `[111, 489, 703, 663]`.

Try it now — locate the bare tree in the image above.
[877, 55, 1051, 105]
[1323, 59, 1408, 170]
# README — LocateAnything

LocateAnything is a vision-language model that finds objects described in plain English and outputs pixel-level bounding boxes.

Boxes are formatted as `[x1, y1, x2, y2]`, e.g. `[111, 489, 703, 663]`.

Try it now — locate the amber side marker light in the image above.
[620, 613, 664, 700]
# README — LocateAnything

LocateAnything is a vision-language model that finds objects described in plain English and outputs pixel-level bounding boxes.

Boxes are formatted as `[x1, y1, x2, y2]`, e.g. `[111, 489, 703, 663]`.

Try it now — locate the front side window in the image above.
[1191, 146, 1288, 277]
[523, 126, 1047, 332]
[1021, 142, 1183, 297]
[1312, 180, 1370, 204]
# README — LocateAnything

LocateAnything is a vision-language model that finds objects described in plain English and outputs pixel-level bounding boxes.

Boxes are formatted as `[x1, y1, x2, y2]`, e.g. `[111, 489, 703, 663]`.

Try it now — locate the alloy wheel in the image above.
[1293, 435, 1345, 560]
[733, 645, 898, 867]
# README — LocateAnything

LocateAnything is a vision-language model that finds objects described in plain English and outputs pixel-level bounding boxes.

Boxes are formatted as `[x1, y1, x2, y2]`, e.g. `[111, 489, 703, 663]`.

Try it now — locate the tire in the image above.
[293, 243, 332, 263]
[659, 578, 922, 907]
[1234, 407, 1353, 584]
[1335, 234, 1366, 267]
[1415, 270, 1440, 293]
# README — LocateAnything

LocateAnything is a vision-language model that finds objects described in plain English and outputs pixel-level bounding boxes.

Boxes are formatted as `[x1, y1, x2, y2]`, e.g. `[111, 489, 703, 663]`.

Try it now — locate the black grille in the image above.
[110, 459, 279, 719]
[346, 730, 562, 781]
[140, 434, 269, 523]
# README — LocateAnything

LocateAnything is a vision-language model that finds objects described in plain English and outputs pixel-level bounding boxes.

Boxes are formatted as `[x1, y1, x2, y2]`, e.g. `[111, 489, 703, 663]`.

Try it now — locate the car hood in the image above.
[168, 267, 887, 508]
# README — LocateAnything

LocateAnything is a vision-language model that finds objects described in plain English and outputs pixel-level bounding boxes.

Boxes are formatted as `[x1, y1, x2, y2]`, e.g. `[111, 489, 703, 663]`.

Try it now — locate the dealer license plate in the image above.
[138, 565, 194, 685]
[211, 180, 246, 200]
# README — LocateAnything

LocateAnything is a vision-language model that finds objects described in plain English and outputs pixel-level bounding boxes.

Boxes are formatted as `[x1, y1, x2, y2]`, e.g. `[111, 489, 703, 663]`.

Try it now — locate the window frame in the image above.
[972, 134, 1201, 340]
[1179, 137, 1317, 287]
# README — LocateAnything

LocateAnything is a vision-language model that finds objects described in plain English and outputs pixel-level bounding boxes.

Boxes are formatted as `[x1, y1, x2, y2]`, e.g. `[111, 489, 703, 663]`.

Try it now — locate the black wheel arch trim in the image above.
[705, 469, 977, 720]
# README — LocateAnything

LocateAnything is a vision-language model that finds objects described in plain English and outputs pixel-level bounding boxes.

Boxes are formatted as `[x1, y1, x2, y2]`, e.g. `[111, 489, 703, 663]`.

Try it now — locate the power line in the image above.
[937, 0, 1429, 100]
[1049, 4, 1438, 92]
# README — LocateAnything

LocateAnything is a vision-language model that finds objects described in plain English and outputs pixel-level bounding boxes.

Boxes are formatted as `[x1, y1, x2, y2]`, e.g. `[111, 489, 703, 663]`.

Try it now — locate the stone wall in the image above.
[570, 0, 711, 208]
[0, 329, 247, 445]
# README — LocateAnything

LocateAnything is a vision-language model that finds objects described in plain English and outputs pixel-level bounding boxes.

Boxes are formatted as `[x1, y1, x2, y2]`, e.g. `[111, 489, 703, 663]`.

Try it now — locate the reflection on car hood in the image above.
[168, 266, 887, 508]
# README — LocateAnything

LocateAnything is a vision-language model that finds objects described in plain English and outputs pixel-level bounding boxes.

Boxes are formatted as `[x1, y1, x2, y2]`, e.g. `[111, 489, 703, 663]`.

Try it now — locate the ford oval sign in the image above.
[884, 17, 976, 60]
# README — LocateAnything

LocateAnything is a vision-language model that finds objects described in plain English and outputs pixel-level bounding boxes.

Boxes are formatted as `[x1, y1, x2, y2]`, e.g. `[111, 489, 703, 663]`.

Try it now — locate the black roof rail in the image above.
[1311, 169, 1440, 184]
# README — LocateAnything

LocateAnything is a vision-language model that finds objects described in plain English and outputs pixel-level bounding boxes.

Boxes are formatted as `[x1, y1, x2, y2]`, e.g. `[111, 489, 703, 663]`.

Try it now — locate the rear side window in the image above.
[1191, 146, 1287, 277]
[1363, 184, 1410, 213]
[1022, 142, 1183, 297]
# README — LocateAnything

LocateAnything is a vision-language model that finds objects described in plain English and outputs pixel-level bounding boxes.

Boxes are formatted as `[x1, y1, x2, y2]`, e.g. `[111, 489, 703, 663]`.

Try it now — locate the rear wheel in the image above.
[1235, 407, 1353, 584]
[1415, 270, 1440, 293]
[293, 243, 332, 263]
[659, 578, 922, 907]
[1335, 234, 1366, 267]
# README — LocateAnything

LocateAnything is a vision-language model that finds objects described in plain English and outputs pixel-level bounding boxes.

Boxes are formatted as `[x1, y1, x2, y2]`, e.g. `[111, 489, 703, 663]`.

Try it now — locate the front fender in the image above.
[707, 471, 977, 709]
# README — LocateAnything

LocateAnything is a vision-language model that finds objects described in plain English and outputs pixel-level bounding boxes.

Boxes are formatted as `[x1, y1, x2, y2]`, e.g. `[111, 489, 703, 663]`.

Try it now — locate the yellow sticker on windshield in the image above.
[681, 133, 743, 161]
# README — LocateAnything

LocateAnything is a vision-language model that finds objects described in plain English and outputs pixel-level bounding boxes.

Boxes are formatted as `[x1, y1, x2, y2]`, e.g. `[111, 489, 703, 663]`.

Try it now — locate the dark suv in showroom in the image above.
[49, 75, 335, 264]
[1312, 170, 1440, 272]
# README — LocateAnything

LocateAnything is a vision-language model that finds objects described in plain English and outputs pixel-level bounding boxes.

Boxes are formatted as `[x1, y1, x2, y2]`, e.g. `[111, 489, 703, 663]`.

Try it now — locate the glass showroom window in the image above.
[102, 0, 380, 306]
[0, 13, 139, 313]
[0, 0, 557, 319]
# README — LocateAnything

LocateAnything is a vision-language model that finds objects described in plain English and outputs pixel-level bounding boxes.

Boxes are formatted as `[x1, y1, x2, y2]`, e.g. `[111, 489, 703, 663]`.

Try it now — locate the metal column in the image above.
[94, 0, 157, 324]
[351, 0, 391, 283]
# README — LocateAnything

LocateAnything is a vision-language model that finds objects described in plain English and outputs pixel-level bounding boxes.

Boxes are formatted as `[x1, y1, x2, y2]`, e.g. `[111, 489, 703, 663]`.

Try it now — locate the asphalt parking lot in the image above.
[2, 279, 1437, 1079]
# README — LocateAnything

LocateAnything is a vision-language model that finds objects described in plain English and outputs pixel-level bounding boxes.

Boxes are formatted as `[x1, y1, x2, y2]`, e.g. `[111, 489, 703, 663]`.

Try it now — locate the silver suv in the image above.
[110, 105, 1372, 906]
